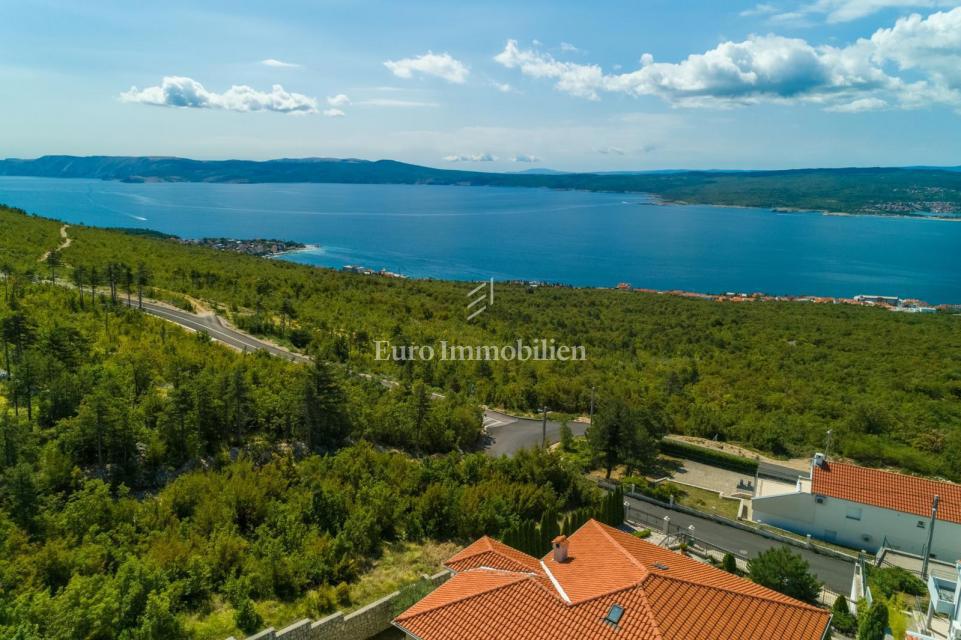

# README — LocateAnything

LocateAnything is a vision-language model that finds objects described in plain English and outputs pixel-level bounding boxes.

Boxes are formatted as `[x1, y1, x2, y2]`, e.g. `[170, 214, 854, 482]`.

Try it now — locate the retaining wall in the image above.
[227, 570, 451, 640]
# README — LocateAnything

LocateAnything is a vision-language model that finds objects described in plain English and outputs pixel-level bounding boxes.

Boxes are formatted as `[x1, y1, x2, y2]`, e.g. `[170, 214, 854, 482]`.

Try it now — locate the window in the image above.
[604, 604, 625, 626]
[845, 507, 862, 521]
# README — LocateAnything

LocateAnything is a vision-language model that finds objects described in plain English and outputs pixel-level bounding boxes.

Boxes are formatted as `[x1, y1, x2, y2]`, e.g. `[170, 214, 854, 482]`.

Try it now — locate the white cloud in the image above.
[741, 3, 779, 16]
[491, 80, 514, 93]
[355, 98, 440, 108]
[795, 0, 960, 23]
[597, 146, 626, 155]
[511, 153, 540, 162]
[120, 76, 318, 113]
[560, 41, 579, 52]
[384, 51, 469, 83]
[443, 152, 498, 162]
[825, 96, 889, 111]
[323, 108, 345, 117]
[494, 9, 961, 111]
[327, 94, 351, 107]
[261, 58, 301, 68]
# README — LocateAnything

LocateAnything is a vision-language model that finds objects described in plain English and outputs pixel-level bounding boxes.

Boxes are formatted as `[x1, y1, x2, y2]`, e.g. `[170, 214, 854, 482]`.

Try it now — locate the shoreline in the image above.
[648, 195, 961, 222]
[276, 250, 959, 309]
[4, 173, 961, 222]
[4, 190, 960, 308]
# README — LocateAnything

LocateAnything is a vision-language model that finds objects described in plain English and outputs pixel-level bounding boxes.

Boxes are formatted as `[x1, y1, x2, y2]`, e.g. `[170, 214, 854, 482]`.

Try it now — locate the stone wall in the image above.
[228, 570, 451, 640]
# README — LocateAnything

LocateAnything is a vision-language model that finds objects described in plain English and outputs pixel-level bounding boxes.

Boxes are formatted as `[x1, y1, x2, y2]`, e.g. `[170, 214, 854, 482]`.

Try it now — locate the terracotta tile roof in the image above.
[445, 535, 544, 574]
[812, 461, 961, 525]
[395, 520, 830, 640]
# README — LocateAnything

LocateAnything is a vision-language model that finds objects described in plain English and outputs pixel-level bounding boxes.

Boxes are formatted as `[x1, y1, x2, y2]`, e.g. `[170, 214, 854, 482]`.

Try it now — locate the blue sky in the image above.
[2, 0, 960, 170]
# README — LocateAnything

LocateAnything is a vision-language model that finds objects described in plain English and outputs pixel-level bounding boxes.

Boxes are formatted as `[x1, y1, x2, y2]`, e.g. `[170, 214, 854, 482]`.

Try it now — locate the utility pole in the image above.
[541, 406, 548, 448]
[921, 495, 939, 579]
[589, 385, 596, 425]
[825, 429, 833, 459]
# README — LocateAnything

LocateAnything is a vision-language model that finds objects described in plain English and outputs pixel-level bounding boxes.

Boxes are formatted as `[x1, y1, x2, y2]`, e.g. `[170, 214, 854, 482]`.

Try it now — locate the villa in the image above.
[393, 519, 831, 640]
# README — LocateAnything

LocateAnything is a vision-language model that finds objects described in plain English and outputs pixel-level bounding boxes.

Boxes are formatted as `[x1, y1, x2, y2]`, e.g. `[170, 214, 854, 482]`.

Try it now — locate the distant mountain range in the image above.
[2, 155, 961, 216]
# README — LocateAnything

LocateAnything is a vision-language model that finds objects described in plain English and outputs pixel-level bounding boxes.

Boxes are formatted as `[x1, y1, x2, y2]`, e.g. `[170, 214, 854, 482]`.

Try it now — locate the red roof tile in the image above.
[395, 520, 830, 640]
[812, 461, 961, 525]
[445, 535, 544, 574]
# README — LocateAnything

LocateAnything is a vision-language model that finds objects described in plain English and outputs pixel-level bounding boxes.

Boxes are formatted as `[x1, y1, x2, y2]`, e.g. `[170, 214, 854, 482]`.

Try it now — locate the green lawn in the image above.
[662, 481, 742, 520]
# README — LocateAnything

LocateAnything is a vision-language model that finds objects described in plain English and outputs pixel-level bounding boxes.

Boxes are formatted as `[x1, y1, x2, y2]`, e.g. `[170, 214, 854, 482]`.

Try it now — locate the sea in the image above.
[1, 176, 959, 303]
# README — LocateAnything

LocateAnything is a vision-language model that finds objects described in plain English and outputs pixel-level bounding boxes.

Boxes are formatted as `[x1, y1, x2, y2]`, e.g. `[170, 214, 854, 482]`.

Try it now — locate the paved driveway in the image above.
[666, 459, 756, 496]
[482, 410, 588, 457]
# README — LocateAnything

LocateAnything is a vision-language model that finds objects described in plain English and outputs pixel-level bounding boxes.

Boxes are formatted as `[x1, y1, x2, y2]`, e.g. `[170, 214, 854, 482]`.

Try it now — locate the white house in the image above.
[752, 454, 961, 560]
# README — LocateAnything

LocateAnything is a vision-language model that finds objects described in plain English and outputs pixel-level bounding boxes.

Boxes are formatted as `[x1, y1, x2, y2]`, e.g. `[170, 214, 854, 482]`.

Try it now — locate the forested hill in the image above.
[3, 155, 961, 216]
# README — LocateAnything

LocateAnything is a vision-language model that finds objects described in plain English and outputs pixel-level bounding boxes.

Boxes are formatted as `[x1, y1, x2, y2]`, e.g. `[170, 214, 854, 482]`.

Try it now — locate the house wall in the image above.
[752, 492, 961, 559]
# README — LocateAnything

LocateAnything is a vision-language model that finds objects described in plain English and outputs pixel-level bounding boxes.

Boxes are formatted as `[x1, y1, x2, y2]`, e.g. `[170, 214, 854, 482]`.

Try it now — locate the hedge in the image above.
[660, 440, 759, 474]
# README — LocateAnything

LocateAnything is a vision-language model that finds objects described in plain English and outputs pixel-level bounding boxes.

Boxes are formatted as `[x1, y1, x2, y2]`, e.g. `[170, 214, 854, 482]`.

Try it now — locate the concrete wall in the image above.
[752, 492, 961, 559]
[227, 571, 451, 640]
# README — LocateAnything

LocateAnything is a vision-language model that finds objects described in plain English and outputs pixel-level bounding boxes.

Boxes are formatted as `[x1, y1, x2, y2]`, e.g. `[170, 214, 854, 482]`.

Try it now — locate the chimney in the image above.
[813, 452, 826, 468]
[552, 535, 569, 563]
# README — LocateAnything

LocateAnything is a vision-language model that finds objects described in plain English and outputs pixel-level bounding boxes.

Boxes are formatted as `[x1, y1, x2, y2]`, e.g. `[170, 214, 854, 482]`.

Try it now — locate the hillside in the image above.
[3, 206, 960, 481]
[3, 156, 961, 216]
[0, 206, 599, 639]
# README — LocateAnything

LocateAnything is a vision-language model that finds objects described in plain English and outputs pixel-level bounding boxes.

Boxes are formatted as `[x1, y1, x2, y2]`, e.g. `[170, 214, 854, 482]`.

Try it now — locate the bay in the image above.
[1, 176, 958, 303]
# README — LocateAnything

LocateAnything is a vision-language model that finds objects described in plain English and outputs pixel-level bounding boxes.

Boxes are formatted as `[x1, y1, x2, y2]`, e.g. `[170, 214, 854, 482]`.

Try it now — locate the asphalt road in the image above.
[482, 410, 589, 456]
[623, 496, 855, 593]
[123, 298, 311, 364]
[123, 298, 570, 455]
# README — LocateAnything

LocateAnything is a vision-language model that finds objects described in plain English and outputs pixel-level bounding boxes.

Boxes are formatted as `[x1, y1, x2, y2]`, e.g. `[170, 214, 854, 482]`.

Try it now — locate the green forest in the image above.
[0, 207, 600, 638]
[18, 206, 959, 477]
[2, 204, 961, 637]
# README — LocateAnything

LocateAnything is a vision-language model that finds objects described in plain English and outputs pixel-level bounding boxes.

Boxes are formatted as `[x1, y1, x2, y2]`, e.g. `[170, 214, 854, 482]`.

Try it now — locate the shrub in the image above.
[660, 441, 759, 474]
[856, 600, 888, 640]
[722, 553, 738, 574]
[831, 594, 857, 635]
[633, 528, 652, 539]
[335, 582, 351, 608]
[234, 598, 263, 635]
[621, 476, 680, 503]
[867, 565, 926, 598]
[559, 422, 574, 452]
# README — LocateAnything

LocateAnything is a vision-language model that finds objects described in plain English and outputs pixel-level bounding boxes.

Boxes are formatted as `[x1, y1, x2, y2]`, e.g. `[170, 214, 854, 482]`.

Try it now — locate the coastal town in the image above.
[181, 237, 307, 257]
[620, 284, 952, 313]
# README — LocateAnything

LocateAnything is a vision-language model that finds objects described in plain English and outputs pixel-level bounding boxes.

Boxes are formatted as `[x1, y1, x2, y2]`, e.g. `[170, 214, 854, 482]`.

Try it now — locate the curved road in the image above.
[122, 299, 564, 455]
[124, 298, 311, 364]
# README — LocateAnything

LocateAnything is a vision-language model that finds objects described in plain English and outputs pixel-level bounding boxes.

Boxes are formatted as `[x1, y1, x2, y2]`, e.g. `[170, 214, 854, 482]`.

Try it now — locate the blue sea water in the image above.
[1, 176, 959, 303]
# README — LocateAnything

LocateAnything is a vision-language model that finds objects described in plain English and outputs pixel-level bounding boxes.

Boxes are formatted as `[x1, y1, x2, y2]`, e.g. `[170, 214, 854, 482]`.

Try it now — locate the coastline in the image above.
[4, 183, 960, 307]
[4, 172, 961, 221]
[648, 195, 961, 222]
